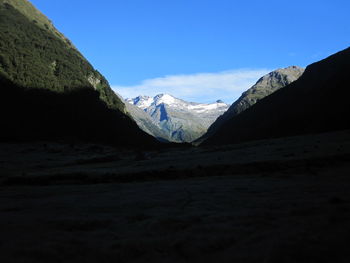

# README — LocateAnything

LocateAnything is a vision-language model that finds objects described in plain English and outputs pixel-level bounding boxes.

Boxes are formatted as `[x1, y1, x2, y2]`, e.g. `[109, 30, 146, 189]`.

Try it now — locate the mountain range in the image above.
[125, 94, 229, 142]
[1, 0, 349, 150]
[125, 66, 305, 144]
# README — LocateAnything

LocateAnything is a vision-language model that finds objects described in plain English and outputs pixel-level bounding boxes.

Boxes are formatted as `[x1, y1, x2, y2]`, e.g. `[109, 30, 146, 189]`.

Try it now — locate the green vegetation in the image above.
[0, 1, 125, 112]
[0, 0, 162, 147]
[0, 0, 73, 47]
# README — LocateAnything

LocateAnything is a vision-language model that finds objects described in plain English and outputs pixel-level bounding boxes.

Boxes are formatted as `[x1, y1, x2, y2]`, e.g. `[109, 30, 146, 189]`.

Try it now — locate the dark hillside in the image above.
[203, 47, 350, 146]
[0, 0, 161, 148]
[0, 76, 159, 148]
[196, 66, 304, 144]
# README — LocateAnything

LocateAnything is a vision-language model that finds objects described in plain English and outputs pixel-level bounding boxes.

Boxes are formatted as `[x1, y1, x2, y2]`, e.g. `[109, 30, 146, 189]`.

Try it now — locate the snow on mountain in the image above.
[128, 94, 228, 115]
[126, 95, 153, 110]
[125, 94, 230, 143]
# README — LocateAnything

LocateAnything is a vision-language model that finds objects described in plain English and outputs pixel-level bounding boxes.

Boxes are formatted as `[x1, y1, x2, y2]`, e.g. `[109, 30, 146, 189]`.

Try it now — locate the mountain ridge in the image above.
[0, 0, 160, 148]
[0, 0, 76, 49]
[126, 94, 230, 142]
[0, 0, 126, 112]
[196, 66, 305, 144]
[202, 48, 350, 146]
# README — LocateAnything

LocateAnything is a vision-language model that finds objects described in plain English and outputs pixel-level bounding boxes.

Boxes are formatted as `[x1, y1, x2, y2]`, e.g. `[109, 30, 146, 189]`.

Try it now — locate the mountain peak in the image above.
[196, 65, 305, 144]
[275, 65, 304, 74]
[125, 94, 230, 142]
[202, 47, 350, 145]
[154, 94, 176, 105]
[255, 66, 305, 89]
[126, 95, 153, 109]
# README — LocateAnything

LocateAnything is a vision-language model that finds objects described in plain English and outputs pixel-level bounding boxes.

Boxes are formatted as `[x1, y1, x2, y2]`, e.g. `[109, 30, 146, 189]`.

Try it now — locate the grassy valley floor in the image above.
[1, 130, 350, 262]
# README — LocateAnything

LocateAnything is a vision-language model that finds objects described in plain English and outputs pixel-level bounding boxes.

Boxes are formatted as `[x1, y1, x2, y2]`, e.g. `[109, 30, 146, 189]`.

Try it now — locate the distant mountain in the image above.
[196, 66, 304, 143]
[111, 93, 170, 142]
[0, 0, 160, 148]
[126, 94, 229, 142]
[202, 47, 350, 146]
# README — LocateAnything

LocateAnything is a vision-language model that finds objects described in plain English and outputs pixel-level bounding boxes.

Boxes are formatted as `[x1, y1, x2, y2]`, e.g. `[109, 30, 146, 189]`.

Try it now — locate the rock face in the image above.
[0, 0, 160, 148]
[111, 93, 170, 142]
[126, 94, 230, 142]
[231, 66, 305, 115]
[196, 66, 304, 144]
[201, 47, 350, 146]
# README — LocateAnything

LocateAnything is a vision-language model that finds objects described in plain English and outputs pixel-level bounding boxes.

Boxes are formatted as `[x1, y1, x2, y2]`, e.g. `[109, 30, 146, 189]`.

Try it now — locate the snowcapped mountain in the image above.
[125, 94, 230, 142]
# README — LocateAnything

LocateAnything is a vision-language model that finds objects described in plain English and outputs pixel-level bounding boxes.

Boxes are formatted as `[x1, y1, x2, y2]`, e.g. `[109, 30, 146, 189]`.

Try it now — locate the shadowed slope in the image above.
[0, 0, 160, 148]
[196, 66, 304, 144]
[0, 77, 160, 148]
[203, 47, 350, 146]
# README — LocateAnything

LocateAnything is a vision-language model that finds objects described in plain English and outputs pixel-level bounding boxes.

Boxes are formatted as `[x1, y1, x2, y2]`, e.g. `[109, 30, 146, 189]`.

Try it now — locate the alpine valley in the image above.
[124, 66, 304, 143]
[1, 1, 350, 262]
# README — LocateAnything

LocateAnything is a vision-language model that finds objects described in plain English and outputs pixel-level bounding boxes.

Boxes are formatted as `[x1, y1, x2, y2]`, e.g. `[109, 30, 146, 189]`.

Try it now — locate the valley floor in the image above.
[1, 130, 350, 262]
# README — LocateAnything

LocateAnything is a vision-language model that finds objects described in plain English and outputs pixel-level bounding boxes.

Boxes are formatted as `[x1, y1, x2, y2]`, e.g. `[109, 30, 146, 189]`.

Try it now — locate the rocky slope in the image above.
[117, 96, 169, 142]
[0, 0, 160, 148]
[196, 66, 304, 144]
[202, 47, 350, 146]
[126, 94, 229, 142]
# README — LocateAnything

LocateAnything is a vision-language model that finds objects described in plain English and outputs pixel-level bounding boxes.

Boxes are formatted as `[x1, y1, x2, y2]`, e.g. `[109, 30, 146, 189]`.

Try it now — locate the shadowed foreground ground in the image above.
[1, 130, 350, 262]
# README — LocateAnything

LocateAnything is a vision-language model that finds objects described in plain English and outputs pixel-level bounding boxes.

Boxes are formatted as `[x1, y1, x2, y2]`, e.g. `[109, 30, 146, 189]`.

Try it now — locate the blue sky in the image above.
[31, 0, 349, 103]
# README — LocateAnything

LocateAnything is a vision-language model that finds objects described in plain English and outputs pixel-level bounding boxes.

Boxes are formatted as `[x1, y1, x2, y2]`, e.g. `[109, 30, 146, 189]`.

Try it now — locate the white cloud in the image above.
[112, 69, 271, 104]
